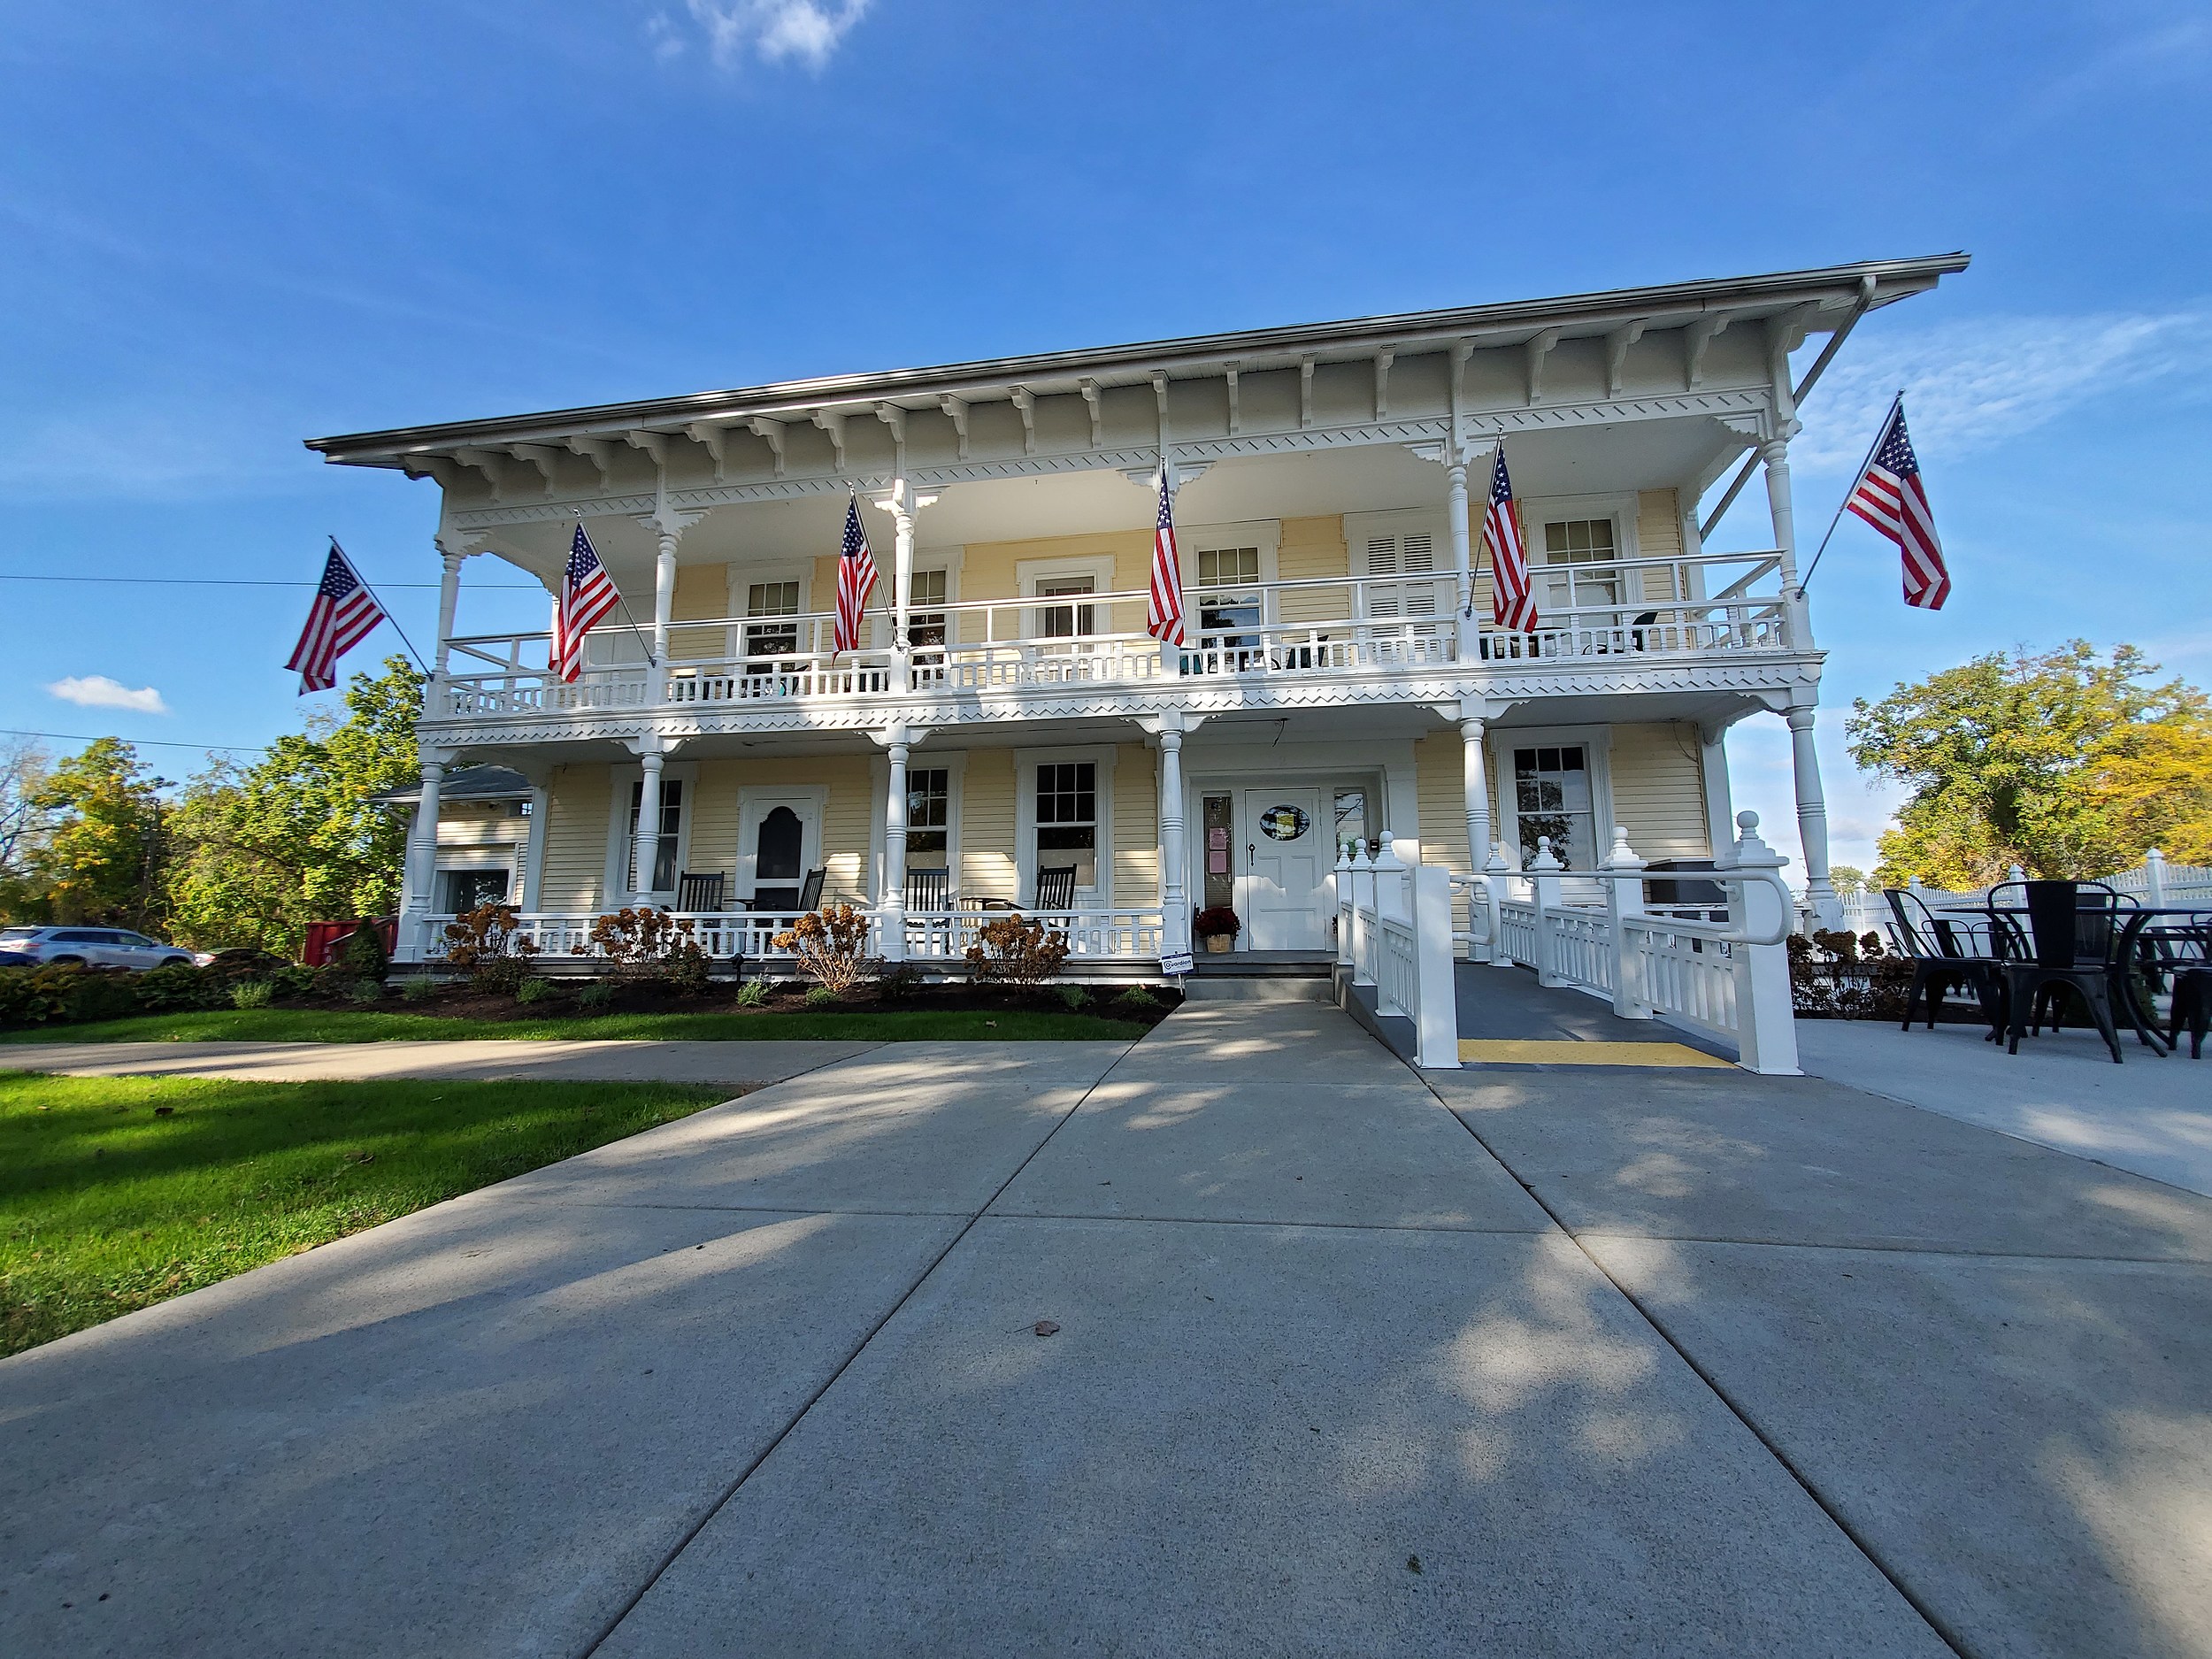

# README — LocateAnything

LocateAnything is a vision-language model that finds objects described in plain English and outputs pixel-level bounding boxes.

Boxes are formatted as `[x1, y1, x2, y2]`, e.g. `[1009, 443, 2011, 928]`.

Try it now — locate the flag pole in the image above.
[333, 537, 429, 673]
[1799, 389, 1902, 594]
[578, 516, 657, 666]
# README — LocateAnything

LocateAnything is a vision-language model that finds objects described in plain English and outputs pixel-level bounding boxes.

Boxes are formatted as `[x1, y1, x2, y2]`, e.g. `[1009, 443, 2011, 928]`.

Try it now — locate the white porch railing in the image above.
[1476, 814, 1801, 1075]
[434, 548, 1798, 719]
[1332, 833, 1459, 1069]
[414, 907, 1165, 967]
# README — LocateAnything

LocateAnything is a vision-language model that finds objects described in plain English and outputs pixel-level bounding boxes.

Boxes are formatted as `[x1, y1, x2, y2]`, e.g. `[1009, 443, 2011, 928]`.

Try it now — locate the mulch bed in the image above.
[371, 979, 1184, 1026]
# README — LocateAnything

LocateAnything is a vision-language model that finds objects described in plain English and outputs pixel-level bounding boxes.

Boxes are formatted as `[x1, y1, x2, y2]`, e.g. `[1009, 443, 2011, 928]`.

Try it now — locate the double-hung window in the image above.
[1194, 545, 1263, 651]
[627, 779, 684, 894]
[908, 570, 949, 652]
[1035, 576, 1096, 641]
[1034, 761, 1097, 890]
[1540, 518, 1621, 615]
[1512, 746, 1594, 871]
[744, 580, 802, 664]
[906, 767, 949, 872]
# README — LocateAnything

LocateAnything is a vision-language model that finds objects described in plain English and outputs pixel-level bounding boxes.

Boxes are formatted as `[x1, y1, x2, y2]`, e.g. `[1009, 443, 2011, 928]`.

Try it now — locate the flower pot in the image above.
[1203, 934, 1233, 954]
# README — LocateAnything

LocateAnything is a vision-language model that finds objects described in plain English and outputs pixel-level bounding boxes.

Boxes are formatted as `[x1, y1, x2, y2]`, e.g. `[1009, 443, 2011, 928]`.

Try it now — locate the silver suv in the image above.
[0, 926, 197, 971]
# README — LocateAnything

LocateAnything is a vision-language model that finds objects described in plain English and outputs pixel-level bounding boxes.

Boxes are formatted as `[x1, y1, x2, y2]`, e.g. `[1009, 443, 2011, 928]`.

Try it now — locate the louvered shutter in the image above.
[1363, 531, 1439, 618]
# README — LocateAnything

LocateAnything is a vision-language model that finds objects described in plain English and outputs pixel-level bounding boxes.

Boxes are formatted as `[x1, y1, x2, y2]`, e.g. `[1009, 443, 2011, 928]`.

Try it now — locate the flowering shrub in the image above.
[580, 907, 695, 983]
[772, 904, 879, 995]
[964, 915, 1071, 987]
[1193, 906, 1240, 940]
[443, 902, 538, 993]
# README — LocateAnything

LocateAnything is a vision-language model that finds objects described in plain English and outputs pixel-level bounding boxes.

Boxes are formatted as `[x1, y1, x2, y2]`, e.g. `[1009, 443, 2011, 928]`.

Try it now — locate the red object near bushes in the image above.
[303, 918, 397, 967]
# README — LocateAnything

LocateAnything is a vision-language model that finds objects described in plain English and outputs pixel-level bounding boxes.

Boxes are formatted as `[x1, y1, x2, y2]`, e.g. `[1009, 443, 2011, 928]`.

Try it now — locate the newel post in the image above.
[1601, 826, 1652, 1020]
[1409, 860, 1460, 1068]
[1724, 810, 1801, 1077]
[1482, 841, 1518, 967]
[2147, 848, 2169, 907]
[1333, 845, 1355, 972]
[1528, 836, 1565, 986]
[1350, 843, 1377, 987]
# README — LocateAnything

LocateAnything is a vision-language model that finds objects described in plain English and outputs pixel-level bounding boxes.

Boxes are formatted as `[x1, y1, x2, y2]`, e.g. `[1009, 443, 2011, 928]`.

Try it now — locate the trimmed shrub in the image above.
[964, 916, 1071, 987]
[877, 964, 923, 1002]
[668, 940, 710, 999]
[0, 964, 134, 1028]
[341, 923, 390, 983]
[134, 964, 231, 1012]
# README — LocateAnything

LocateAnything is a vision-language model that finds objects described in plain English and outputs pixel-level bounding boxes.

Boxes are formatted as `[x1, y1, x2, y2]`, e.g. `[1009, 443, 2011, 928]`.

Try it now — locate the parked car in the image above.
[0, 926, 197, 971]
[0, 948, 34, 970]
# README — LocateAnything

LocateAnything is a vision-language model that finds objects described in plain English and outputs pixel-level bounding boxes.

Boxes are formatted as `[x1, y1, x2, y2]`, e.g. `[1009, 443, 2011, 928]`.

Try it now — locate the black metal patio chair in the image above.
[1884, 887, 2004, 1033]
[1989, 880, 2143, 1064]
[2149, 920, 2211, 1059]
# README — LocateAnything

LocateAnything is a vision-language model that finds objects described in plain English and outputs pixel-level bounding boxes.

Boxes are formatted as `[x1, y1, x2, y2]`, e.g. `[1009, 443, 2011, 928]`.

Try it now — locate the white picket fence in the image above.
[1832, 849, 2212, 943]
[1472, 814, 1802, 1075]
[1333, 835, 1459, 1069]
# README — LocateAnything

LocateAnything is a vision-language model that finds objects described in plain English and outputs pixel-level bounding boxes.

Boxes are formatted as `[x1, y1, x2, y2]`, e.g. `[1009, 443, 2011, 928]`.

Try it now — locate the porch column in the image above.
[1785, 705, 1841, 929]
[1699, 724, 1736, 859]
[1761, 435, 1811, 642]
[873, 482, 935, 691]
[1158, 722, 1190, 963]
[433, 544, 466, 680]
[652, 528, 678, 701]
[1461, 716, 1494, 962]
[879, 724, 911, 961]
[1446, 456, 1472, 619]
[404, 757, 446, 957]
[630, 748, 665, 905]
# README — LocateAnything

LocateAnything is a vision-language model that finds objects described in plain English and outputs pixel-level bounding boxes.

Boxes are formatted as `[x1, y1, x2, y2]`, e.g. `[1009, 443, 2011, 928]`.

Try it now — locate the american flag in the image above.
[1846, 400, 1949, 610]
[553, 522, 621, 682]
[833, 493, 878, 654]
[1147, 467, 1186, 646]
[284, 542, 388, 695]
[1484, 444, 1539, 632]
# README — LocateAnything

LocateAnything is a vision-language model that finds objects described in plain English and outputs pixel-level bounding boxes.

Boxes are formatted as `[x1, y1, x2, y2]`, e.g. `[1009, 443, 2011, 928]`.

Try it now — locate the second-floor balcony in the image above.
[434, 546, 1801, 724]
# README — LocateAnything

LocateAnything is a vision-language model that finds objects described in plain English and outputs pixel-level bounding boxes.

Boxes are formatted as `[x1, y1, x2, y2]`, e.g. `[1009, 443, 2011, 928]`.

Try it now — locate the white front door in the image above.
[1240, 787, 1328, 951]
[736, 789, 824, 911]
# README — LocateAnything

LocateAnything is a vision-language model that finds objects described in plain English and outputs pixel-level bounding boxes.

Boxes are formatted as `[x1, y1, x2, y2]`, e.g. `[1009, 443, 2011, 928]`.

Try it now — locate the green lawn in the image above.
[0, 1071, 732, 1358]
[0, 1007, 1150, 1045]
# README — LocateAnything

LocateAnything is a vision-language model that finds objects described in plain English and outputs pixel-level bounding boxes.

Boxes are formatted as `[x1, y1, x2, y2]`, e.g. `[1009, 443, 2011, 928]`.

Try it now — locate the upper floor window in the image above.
[1540, 518, 1619, 609]
[1359, 523, 1440, 620]
[745, 580, 801, 660]
[909, 569, 948, 650]
[1035, 575, 1096, 640]
[1195, 545, 1262, 643]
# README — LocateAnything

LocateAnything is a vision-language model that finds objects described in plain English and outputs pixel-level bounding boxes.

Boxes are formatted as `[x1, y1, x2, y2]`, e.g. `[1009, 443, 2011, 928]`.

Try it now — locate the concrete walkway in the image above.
[0, 1037, 878, 1087]
[1795, 1016, 2212, 1198]
[5, 1007, 2209, 1655]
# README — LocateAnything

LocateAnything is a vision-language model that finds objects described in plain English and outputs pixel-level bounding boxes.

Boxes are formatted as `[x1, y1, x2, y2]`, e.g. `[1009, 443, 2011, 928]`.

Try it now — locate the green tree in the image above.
[27, 739, 167, 927]
[1827, 864, 1867, 897]
[0, 738, 55, 921]
[165, 657, 421, 950]
[1848, 641, 2212, 887]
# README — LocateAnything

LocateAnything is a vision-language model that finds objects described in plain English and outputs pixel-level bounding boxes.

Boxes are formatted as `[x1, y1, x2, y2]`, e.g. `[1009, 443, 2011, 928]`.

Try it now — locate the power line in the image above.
[0, 573, 541, 590]
[0, 727, 263, 755]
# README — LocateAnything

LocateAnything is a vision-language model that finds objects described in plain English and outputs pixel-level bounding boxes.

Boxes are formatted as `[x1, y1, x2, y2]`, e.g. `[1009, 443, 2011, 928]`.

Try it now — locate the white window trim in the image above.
[1341, 507, 1449, 565]
[870, 750, 968, 906]
[727, 563, 816, 660]
[875, 547, 965, 650]
[734, 785, 829, 904]
[1015, 744, 1118, 907]
[1017, 554, 1120, 640]
[603, 761, 699, 902]
[434, 861, 518, 913]
[1521, 492, 1641, 562]
[1182, 519, 1281, 584]
[1494, 726, 1615, 874]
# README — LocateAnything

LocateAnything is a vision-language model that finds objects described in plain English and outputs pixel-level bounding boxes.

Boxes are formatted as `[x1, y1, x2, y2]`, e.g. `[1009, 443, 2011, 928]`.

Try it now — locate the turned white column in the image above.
[1785, 704, 1841, 929]
[880, 726, 910, 960]
[1761, 434, 1812, 642]
[630, 749, 665, 904]
[873, 482, 934, 690]
[1459, 718, 1492, 879]
[433, 547, 465, 680]
[404, 757, 446, 957]
[1158, 723, 1190, 960]
[1446, 457, 1472, 617]
[652, 528, 678, 701]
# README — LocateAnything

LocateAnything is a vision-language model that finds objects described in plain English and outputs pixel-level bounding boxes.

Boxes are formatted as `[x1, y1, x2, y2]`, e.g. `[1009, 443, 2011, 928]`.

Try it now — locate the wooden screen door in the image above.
[1240, 787, 1328, 951]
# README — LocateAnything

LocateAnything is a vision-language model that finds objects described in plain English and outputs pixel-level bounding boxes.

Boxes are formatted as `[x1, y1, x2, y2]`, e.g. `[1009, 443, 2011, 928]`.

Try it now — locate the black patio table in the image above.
[1934, 900, 2212, 1056]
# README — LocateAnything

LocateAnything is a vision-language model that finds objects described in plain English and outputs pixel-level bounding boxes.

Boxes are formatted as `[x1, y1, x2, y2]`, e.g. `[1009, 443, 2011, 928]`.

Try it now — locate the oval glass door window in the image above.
[1257, 803, 1310, 841]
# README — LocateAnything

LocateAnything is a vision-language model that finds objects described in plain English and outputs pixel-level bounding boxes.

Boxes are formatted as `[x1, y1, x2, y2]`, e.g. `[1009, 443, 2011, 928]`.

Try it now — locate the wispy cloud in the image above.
[654, 0, 872, 71]
[47, 676, 169, 715]
[1794, 309, 2212, 472]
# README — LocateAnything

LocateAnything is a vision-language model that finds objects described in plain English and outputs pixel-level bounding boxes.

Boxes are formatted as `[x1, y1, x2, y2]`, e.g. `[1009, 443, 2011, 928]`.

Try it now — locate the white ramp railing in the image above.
[1333, 833, 1459, 1069]
[1478, 814, 1801, 1075]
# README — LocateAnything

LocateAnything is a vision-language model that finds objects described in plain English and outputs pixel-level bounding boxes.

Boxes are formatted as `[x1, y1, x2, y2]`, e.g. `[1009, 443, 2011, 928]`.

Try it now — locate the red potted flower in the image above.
[1194, 906, 1240, 954]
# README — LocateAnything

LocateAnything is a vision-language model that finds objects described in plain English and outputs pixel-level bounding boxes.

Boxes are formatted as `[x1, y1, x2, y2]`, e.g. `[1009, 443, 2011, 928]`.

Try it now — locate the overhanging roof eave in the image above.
[304, 252, 1969, 464]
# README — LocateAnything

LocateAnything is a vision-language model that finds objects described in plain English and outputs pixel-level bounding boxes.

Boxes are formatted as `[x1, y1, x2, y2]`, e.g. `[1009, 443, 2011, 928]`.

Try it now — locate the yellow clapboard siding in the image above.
[539, 765, 612, 912]
[1633, 489, 1683, 603]
[960, 749, 1019, 902]
[1412, 731, 1494, 876]
[1608, 722, 1712, 859]
[1112, 741, 1159, 906]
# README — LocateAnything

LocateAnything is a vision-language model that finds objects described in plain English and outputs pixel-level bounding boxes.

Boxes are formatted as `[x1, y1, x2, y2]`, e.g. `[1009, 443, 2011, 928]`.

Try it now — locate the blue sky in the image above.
[3, 0, 2208, 874]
